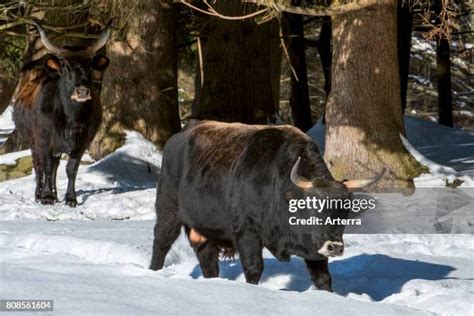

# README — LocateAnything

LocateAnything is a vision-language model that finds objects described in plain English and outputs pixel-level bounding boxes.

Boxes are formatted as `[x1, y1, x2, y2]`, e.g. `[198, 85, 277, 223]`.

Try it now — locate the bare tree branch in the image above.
[243, 0, 389, 17]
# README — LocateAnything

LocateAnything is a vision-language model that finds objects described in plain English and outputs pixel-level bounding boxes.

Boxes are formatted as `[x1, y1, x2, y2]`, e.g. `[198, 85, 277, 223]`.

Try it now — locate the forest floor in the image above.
[0, 117, 473, 315]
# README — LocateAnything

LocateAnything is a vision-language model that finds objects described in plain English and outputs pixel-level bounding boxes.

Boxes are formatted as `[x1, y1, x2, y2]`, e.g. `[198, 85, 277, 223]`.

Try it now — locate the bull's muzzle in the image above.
[71, 86, 92, 102]
[317, 240, 344, 257]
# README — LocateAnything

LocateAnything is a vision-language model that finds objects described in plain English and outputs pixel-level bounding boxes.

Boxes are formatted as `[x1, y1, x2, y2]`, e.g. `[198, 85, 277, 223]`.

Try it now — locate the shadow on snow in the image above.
[190, 254, 455, 301]
[85, 151, 159, 188]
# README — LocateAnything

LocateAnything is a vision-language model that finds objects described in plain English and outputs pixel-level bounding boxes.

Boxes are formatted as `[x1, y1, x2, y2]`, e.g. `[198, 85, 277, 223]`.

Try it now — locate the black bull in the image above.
[12, 21, 111, 207]
[150, 120, 383, 291]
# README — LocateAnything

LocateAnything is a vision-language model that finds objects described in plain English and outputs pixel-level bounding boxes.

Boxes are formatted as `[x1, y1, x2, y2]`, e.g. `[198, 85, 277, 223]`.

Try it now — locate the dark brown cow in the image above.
[150, 120, 384, 291]
[12, 21, 111, 207]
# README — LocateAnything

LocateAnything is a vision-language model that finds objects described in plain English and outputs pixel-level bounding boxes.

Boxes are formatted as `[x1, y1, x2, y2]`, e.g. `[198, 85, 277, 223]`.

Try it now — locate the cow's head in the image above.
[32, 20, 111, 107]
[290, 156, 385, 257]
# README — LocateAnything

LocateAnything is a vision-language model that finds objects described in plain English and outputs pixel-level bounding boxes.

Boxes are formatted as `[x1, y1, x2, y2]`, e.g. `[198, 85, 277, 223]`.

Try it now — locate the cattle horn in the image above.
[89, 19, 114, 53]
[343, 168, 386, 191]
[31, 20, 67, 55]
[290, 157, 314, 189]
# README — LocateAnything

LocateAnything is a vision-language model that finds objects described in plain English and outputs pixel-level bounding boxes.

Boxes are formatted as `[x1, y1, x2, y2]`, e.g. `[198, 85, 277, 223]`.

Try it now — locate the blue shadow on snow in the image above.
[190, 254, 455, 301]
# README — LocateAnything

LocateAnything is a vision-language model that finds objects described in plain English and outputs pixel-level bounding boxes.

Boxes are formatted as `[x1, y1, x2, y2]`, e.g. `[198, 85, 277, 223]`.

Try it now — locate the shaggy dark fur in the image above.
[12, 53, 109, 206]
[150, 120, 350, 291]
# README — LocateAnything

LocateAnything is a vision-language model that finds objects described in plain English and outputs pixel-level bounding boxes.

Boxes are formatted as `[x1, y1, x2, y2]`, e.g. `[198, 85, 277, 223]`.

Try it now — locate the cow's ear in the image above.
[92, 55, 109, 71]
[44, 55, 61, 73]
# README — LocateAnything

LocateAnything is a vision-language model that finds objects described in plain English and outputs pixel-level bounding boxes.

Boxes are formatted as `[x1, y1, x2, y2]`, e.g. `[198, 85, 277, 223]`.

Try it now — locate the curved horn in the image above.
[89, 20, 113, 53]
[31, 20, 66, 55]
[343, 168, 386, 191]
[290, 157, 314, 189]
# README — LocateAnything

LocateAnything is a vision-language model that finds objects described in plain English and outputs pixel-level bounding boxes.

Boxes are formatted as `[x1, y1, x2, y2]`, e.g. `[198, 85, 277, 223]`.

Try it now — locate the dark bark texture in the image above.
[436, 38, 453, 127]
[0, 78, 14, 114]
[318, 16, 332, 98]
[193, 0, 281, 124]
[397, 0, 413, 113]
[90, 0, 181, 158]
[324, 0, 425, 191]
[282, 6, 312, 131]
[434, 0, 453, 127]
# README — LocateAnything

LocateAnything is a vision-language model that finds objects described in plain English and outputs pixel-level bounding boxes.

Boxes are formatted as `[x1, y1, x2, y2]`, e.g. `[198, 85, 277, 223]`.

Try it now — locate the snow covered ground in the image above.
[0, 106, 14, 147]
[0, 114, 473, 315]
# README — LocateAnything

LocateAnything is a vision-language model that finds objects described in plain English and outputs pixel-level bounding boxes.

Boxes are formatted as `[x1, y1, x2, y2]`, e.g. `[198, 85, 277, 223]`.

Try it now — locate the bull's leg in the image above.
[150, 205, 182, 270]
[40, 153, 56, 205]
[305, 259, 332, 291]
[236, 233, 263, 284]
[51, 156, 61, 201]
[32, 153, 44, 202]
[65, 155, 82, 207]
[194, 242, 220, 278]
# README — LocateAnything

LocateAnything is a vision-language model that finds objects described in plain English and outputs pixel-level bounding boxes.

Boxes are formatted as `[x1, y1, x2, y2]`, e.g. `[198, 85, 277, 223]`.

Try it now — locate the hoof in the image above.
[65, 198, 77, 208]
[40, 195, 56, 205]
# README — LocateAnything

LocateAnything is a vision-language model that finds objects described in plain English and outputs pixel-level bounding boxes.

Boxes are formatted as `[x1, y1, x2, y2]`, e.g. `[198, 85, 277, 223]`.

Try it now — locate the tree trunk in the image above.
[90, 0, 181, 159]
[436, 37, 453, 127]
[193, 1, 280, 124]
[317, 16, 332, 98]
[0, 78, 14, 114]
[283, 6, 312, 131]
[397, 0, 413, 113]
[318, 16, 332, 124]
[434, 0, 453, 127]
[324, 0, 426, 191]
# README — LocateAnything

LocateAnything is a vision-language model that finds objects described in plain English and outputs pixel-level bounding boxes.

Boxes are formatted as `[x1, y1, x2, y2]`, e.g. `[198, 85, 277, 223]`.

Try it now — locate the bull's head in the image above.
[32, 20, 111, 104]
[289, 157, 385, 258]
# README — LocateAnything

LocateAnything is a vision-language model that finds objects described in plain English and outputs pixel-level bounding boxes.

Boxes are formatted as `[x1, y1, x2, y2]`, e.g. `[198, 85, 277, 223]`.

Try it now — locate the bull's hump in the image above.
[188, 120, 310, 139]
[184, 121, 313, 170]
[186, 121, 313, 159]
